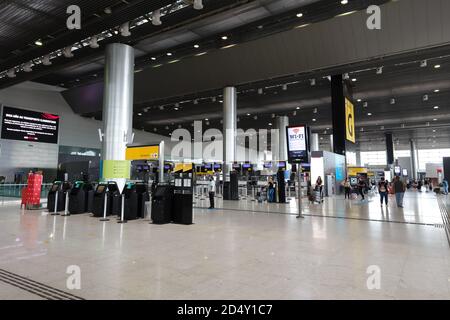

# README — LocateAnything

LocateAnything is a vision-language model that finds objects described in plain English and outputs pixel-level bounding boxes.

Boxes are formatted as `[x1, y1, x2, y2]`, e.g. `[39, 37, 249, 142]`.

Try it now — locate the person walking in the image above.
[393, 176, 406, 208]
[316, 176, 323, 200]
[208, 176, 216, 209]
[378, 177, 389, 207]
[442, 178, 449, 195]
[357, 177, 366, 201]
[267, 178, 275, 203]
[342, 178, 351, 200]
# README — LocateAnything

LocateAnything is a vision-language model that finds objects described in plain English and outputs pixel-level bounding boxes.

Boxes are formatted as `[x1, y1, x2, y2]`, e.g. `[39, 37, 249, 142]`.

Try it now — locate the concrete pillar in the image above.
[410, 139, 418, 180]
[330, 134, 334, 153]
[276, 116, 289, 160]
[385, 133, 394, 165]
[223, 87, 237, 176]
[356, 151, 361, 167]
[102, 43, 134, 191]
[310, 133, 320, 152]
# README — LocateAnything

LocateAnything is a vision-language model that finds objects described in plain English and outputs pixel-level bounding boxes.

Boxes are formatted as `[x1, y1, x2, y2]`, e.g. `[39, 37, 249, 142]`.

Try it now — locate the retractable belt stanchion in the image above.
[100, 192, 110, 221]
[61, 191, 70, 216]
[51, 190, 59, 215]
[296, 164, 305, 219]
[251, 185, 256, 202]
[118, 193, 127, 223]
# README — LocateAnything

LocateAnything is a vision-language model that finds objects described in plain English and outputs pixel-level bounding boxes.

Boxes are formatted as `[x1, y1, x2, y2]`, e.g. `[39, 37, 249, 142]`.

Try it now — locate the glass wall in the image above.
[417, 148, 450, 171]
[360, 151, 387, 166]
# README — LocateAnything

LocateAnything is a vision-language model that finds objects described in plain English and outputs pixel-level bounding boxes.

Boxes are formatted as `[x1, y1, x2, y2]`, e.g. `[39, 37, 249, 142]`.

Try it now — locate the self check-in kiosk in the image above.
[68, 181, 94, 214]
[120, 182, 149, 220]
[92, 182, 120, 217]
[173, 163, 194, 225]
[47, 181, 71, 212]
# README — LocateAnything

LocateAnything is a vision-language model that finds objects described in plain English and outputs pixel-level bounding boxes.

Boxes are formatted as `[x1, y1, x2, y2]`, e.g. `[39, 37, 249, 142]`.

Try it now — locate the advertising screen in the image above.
[394, 166, 401, 175]
[263, 162, 273, 168]
[286, 125, 309, 164]
[1, 106, 59, 144]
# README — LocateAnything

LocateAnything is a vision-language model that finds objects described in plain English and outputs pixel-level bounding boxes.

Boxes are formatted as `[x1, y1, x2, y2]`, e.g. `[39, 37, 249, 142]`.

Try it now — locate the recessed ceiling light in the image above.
[137, 113, 142, 116]
[166, 52, 172, 56]
[434, 89, 440, 93]
[194, 44, 200, 49]
[247, 113, 251, 116]
[357, 99, 362, 102]
[434, 106, 439, 109]
[35, 40, 43, 46]
[296, 13, 303, 18]
[221, 44, 237, 49]
[336, 10, 357, 17]
[351, 78, 357, 82]
[341, 0, 348, 4]
[296, 106, 300, 110]
[433, 118, 438, 121]
[221, 36, 228, 40]
[151, 57, 156, 61]
[205, 118, 209, 121]
[268, 123, 272, 126]
[367, 113, 372, 116]
[312, 118, 317, 122]
[434, 64, 441, 69]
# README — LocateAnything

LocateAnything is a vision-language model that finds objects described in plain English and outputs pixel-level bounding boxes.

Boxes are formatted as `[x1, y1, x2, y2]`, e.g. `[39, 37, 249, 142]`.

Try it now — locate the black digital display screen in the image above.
[263, 162, 272, 168]
[205, 164, 212, 170]
[242, 163, 251, 169]
[1, 106, 59, 144]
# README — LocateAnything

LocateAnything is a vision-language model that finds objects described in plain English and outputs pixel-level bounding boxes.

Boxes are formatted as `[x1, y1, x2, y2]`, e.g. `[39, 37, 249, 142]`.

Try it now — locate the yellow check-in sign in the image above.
[345, 98, 356, 143]
[125, 145, 159, 160]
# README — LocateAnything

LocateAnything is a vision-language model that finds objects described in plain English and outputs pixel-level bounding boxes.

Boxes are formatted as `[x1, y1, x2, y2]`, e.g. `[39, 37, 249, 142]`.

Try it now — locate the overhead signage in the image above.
[286, 125, 309, 164]
[345, 98, 356, 143]
[102, 160, 131, 179]
[125, 145, 159, 160]
[1, 106, 59, 144]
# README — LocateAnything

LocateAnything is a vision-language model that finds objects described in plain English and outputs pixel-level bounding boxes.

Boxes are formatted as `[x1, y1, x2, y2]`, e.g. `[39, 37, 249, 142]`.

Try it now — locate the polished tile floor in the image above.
[0, 191, 449, 300]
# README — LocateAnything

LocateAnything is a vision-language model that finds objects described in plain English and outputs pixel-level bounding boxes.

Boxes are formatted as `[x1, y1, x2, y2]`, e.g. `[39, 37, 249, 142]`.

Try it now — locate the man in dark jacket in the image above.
[393, 176, 406, 208]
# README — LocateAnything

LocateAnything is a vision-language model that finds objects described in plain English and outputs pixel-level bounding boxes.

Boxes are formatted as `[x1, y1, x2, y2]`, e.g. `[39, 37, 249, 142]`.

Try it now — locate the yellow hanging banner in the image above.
[345, 98, 356, 143]
[125, 145, 159, 160]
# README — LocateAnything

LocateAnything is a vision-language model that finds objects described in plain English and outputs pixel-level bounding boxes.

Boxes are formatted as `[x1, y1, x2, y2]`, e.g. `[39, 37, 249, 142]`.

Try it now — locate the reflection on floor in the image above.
[0, 191, 449, 300]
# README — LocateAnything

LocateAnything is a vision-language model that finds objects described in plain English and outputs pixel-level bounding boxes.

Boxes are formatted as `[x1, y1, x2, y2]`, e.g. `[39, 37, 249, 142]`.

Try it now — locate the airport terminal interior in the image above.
[0, 0, 450, 300]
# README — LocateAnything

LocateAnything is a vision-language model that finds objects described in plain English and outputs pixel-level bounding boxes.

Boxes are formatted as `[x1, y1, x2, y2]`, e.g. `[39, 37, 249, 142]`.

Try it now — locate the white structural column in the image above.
[223, 87, 237, 177]
[310, 133, 320, 152]
[102, 43, 134, 191]
[410, 139, 418, 180]
[276, 116, 289, 160]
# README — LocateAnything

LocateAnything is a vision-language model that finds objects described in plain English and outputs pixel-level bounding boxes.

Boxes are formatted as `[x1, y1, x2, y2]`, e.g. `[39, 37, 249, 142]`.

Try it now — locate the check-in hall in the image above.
[0, 0, 449, 301]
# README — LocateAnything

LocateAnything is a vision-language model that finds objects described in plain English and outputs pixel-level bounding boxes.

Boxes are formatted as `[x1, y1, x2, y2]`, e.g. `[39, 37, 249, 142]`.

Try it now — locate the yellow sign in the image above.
[345, 98, 356, 143]
[347, 167, 367, 176]
[183, 163, 193, 173]
[103, 160, 131, 179]
[125, 145, 159, 160]
[174, 163, 184, 173]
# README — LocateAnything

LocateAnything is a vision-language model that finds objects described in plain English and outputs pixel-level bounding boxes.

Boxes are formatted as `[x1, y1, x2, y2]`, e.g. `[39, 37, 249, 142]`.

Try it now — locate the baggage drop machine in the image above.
[92, 181, 120, 218]
[47, 181, 72, 214]
[68, 181, 94, 214]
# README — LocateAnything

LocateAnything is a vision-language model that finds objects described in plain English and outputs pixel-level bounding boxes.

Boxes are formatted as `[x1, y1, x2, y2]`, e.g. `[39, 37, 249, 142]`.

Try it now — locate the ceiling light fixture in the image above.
[194, 44, 200, 49]
[221, 35, 228, 40]
[434, 64, 441, 69]
[296, 13, 303, 18]
[193, 0, 204, 10]
[152, 9, 162, 26]
[35, 40, 43, 46]
[120, 22, 131, 37]
[63, 46, 74, 58]
[23, 62, 33, 72]
[42, 55, 52, 66]
[89, 36, 100, 48]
